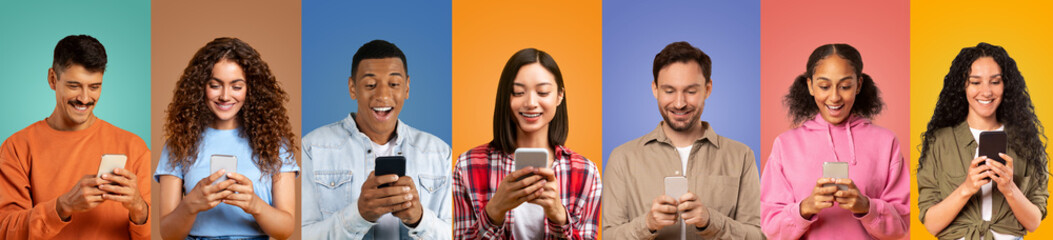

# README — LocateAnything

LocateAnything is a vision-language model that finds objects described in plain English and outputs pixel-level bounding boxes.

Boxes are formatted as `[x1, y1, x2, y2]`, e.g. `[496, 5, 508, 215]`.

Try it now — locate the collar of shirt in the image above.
[345, 112, 404, 154]
[641, 121, 720, 149]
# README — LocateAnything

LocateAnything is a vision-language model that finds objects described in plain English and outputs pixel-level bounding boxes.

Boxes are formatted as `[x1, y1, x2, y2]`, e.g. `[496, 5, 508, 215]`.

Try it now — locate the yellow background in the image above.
[451, 0, 603, 165]
[910, 1, 1053, 238]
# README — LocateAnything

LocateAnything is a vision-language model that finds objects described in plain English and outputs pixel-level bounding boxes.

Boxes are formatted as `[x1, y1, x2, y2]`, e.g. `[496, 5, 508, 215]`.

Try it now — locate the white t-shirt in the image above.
[676, 146, 692, 175]
[370, 139, 402, 239]
[962, 126, 1018, 240]
[511, 203, 545, 240]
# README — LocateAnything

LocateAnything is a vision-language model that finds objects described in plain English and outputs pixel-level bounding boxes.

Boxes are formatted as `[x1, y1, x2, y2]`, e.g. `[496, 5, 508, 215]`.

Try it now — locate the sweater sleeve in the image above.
[0, 137, 71, 239]
[127, 149, 152, 240]
[855, 138, 909, 239]
[760, 137, 814, 239]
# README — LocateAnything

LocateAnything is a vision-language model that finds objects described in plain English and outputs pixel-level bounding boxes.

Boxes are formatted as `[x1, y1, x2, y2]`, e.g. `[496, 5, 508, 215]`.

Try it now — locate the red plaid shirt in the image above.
[453, 144, 601, 239]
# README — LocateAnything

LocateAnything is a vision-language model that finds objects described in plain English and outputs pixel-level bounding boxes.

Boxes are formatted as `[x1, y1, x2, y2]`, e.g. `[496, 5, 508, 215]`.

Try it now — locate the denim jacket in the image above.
[301, 113, 452, 239]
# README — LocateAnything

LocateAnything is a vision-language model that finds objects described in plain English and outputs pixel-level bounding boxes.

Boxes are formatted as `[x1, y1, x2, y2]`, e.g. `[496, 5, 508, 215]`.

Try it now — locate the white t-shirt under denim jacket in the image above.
[301, 113, 453, 239]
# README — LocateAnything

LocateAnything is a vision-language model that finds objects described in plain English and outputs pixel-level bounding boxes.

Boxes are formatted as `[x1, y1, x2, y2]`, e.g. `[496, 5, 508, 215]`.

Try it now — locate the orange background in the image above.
[451, 0, 603, 165]
[149, 0, 302, 239]
[909, 1, 1053, 238]
[451, 1, 603, 236]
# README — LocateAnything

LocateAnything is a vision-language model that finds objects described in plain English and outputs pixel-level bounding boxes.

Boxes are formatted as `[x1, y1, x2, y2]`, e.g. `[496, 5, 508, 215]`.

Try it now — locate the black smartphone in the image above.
[374, 156, 406, 188]
[978, 131, 1007, 165]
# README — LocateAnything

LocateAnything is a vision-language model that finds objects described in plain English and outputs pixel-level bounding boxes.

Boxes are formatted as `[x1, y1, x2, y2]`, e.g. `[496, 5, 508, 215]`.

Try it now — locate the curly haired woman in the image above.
[154, 37, 299, 240]
[918, 42, 1048, 240]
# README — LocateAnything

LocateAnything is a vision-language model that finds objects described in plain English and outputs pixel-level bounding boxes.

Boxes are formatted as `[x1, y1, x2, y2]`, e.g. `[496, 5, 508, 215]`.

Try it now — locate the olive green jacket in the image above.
[917, 121, 1048, 239]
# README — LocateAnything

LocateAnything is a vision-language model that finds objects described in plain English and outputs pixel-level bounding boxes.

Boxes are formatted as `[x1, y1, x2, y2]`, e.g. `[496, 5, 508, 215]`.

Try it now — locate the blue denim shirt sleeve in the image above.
[404, 139, 453, 239]
[300, 138, 376, 239]
[300, 116, 453, 239]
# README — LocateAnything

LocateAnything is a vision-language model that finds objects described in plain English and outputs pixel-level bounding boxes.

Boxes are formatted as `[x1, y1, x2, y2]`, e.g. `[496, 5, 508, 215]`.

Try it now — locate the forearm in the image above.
[922, 186, 971, 235]
[160, 202, 198, 240]
[128, 199, 149, 225]
[251, 204, 295, 239]
[1003, 185, 1042, 232]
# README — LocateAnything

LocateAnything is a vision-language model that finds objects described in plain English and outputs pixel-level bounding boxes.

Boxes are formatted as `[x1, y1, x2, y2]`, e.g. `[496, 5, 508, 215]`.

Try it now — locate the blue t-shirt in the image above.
[154, 127, 299, 237]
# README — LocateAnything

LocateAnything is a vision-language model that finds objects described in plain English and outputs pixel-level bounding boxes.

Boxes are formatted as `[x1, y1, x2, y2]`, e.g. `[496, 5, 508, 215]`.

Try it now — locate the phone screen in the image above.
[978, 131, 1007, 165]
[375, 156, 406, 188]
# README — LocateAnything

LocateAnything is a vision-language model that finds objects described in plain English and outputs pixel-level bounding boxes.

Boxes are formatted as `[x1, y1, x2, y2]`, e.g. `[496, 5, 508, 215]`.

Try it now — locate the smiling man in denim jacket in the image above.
[301, 40, 452, 239]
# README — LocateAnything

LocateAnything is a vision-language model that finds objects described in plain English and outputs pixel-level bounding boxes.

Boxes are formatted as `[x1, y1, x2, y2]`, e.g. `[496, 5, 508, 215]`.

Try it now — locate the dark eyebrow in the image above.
[836, 76, 854, 83]
[208, 77, 246, 83]
[659, 83, 701, 89]
[389, 72, 404, 77]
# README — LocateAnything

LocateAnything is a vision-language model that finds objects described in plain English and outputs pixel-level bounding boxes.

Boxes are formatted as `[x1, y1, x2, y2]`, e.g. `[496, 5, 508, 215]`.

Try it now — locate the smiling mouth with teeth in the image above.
[373, 107, 393, 112]
[520, 112, 541, 118]
[68, 101, 94, 111]
[826, 105, 843, 110]
[977, 99, 993, 104]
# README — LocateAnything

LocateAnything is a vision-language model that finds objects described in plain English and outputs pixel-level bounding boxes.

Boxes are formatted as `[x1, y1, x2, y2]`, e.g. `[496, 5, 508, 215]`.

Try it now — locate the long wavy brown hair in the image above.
[163, 37, 298, 179]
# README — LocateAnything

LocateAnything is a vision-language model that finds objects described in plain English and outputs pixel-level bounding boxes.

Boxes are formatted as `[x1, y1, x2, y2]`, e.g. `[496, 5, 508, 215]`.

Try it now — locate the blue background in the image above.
[602, 0, 761, 168]
[301, 0, 452, 143]
[0, 1, 151, 145]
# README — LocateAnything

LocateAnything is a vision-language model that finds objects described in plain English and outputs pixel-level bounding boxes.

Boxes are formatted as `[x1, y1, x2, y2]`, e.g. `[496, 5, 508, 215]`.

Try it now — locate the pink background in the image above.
[759, 0, 910, 170]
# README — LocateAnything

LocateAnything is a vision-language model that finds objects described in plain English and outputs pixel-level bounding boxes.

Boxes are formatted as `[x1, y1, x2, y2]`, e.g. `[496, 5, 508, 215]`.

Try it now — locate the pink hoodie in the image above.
[761, 114, 909, 239]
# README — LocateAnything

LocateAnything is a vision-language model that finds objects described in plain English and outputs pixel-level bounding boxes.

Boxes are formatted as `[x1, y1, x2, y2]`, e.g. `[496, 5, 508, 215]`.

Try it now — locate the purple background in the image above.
[602, 0, 761, 168]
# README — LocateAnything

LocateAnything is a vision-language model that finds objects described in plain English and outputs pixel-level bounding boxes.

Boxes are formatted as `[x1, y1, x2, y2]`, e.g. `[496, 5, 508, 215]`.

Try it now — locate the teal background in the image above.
[0, 1, 151, 145]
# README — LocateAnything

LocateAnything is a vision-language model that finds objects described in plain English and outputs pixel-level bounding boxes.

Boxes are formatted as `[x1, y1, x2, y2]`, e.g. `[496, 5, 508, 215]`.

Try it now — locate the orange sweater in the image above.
[0, 119, 151, 239]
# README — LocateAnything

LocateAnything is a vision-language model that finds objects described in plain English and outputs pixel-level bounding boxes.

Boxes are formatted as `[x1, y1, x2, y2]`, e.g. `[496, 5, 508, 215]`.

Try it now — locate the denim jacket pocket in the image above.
[312, 170, 354, 215]
[417, 174, 447, 194]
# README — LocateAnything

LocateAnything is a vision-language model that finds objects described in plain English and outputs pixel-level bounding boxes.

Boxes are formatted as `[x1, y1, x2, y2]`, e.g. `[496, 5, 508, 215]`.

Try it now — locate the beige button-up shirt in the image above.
[602, 121, 764, 239]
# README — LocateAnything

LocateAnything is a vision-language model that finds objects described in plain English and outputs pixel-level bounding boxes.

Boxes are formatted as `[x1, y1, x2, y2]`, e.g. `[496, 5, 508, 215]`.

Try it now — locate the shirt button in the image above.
[367, 149, 372, 154]
[330, 182, 335, 187]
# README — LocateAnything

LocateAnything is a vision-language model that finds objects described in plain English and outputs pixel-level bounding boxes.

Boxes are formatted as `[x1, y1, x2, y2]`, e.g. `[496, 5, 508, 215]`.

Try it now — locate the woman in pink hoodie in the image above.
[760, 43, 910, 239]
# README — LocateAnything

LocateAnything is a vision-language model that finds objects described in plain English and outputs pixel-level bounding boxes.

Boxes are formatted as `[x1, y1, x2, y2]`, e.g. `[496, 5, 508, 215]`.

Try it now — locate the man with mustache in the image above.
[0, 35, 151, 239]
[602, 42, 763, 239]
[301, 40, 452, 239]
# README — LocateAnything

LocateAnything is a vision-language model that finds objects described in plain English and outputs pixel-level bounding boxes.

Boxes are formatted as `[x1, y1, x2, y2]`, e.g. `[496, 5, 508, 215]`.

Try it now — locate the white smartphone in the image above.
[97, 154, 127, 177]
[822, 162, 850, 191]
[664, 176, 688, 202]
[210, 154, 237, 183]
[665, 176, 689, 239]
[514, 148, 549, 181]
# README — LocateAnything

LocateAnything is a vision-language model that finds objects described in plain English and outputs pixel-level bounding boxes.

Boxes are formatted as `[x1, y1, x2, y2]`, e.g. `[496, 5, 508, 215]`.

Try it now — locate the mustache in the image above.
[68, 99, 96, 106]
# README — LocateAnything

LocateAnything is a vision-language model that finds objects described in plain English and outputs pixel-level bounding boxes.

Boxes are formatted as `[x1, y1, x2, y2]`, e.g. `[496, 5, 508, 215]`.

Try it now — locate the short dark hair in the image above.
[52, 35, 107, 74]
[350, 39, 407, 80]
[490, 48, 569, 154]
[784, 43, 884, 126]
[653, 41, 711, 84]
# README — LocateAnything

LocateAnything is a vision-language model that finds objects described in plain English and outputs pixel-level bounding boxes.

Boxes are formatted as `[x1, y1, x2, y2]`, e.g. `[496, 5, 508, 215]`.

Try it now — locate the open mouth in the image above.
[976, 99, 993, 105]
[826, 104, 843, 110]
[372, 106, 394, 119]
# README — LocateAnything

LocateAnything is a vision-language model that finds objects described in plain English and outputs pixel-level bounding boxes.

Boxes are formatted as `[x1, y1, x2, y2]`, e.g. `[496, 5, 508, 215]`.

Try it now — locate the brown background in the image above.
[150, 0, 302, 239]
